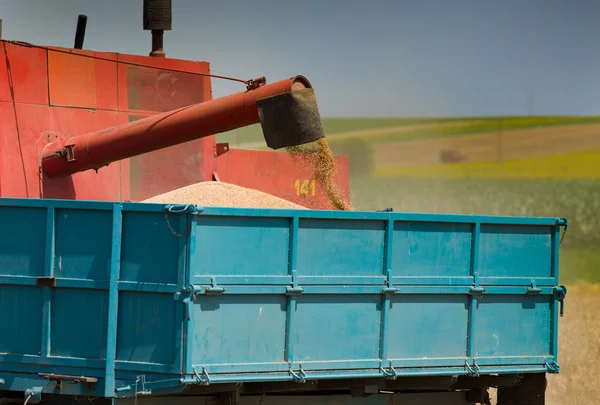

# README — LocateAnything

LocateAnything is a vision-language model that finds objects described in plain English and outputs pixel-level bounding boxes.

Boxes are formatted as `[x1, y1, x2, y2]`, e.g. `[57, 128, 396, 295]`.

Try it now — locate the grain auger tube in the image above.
[40, 75, 324, 178]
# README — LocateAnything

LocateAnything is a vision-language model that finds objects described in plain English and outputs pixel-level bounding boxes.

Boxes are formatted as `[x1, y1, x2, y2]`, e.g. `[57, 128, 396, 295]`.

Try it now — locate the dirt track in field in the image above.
[373, 123, 600, 167]
[545, 283, 600, 405]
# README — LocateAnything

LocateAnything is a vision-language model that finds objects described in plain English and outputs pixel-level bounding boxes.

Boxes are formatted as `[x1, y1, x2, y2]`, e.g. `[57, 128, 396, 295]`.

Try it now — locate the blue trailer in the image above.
[0, 197, 568, 405]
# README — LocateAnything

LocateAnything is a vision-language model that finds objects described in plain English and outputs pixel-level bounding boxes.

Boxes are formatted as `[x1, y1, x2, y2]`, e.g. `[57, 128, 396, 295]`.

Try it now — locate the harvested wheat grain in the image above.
[286, 138, 353, 211]
[142, 181, 307, 209]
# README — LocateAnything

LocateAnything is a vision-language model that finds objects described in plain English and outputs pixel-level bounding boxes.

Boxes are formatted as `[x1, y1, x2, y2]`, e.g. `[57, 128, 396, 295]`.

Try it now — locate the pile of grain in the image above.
[143, 181, 307, 209]
[286, 138, 353, 211]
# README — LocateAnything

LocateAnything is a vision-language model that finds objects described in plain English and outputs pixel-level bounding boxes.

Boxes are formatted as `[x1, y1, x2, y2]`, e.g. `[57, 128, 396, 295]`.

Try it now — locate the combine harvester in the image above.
[0, 2, 568, 404]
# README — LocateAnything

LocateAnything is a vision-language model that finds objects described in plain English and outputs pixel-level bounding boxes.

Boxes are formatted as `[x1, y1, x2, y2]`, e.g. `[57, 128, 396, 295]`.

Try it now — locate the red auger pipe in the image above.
[41, 75, 312, 179]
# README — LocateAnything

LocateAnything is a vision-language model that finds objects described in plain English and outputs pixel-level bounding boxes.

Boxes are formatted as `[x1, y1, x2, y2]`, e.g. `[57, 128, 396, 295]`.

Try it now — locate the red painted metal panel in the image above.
[0, 102, 128, 199]
[0, 42, 48, 105]
[0, 45, 10, 102]
[46, 48, 119, 111]
[48, 49, 97, 109]
[216, 149, 350, 210]
[0, 101, 27, 197]
[117, 54, 211, 113]
[115, 54, 215, 201]
[94, 52, 119, 111]
[43, 107, 128, 201]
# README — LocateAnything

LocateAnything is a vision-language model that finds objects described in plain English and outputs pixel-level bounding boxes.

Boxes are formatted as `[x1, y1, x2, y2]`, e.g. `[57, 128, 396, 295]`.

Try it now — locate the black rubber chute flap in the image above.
[257, 88, 325, 149]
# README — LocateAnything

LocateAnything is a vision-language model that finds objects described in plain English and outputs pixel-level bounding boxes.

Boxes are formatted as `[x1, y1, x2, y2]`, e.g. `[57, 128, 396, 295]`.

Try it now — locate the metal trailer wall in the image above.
[0, 197, 566, 403]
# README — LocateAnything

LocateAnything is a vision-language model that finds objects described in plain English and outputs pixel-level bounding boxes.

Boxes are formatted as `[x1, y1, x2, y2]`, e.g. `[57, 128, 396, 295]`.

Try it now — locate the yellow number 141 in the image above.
[295, 179, 316, 196]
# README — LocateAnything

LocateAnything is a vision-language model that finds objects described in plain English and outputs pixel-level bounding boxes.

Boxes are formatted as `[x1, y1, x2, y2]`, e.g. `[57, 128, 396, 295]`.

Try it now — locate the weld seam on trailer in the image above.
[467, 222, 481, 370]
[173, 213, 189, 376]
[284, 216, 300, 369]
[104, 203, 123, 397]
[41, 207, 55, 357]
[183, 212, 197, 375]
[379, 218, 395, 367]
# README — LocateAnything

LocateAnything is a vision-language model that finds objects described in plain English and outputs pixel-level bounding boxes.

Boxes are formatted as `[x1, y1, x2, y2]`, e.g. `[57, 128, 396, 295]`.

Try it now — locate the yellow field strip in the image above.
[374, 148, 600, 179]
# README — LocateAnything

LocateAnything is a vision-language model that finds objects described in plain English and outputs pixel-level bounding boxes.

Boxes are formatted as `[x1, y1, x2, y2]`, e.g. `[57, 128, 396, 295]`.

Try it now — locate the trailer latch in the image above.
[526, 280, 542, 294]
[380, 363, 398, 380]
[289, 364, 307, 383]
[465, 360, 481, 377]
[165, 204, 202, 215]
[469, 286, 485, 295]
[554, 285, 567, 317]
[191, 366, 211, 385]
[286, 270, 304, 295]
[545, 359, 560, 374]
[204, 277, 226, 294]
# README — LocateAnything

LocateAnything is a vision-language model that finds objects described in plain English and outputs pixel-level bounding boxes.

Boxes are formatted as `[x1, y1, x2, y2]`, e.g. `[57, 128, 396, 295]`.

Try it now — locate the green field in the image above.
[217, 115, 600, 147]
[349, 177, 600, 285]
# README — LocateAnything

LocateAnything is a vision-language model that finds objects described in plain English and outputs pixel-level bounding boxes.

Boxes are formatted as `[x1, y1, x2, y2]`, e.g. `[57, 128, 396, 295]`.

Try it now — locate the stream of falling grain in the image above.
[286, 138, 353, 211]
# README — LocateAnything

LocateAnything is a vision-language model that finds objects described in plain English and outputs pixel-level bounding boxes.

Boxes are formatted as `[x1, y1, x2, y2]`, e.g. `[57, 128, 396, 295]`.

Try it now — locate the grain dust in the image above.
[143, 181, 307, 209]
[286, 138, 353, 210]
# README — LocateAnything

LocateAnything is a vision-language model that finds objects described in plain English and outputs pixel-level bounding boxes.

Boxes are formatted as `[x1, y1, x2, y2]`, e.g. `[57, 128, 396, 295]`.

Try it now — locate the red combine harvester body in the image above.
[0, 41, 349, 209]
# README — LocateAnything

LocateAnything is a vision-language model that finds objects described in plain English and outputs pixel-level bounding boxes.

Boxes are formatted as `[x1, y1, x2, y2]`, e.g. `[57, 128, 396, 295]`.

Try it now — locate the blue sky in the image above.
[1, 0, 599, 117]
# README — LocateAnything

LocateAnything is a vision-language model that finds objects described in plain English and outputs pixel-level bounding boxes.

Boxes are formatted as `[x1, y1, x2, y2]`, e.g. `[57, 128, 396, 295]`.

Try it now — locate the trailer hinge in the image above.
[134, 375, 152, 397]
[545, 359, 560, 374]
[526, 280, 542, 294]
[24, 386, 43, 404]
[286, 270, 303, 295]
[174, 287, 194, 320]
[289, 364, 307, 383]
[554, 285, 567, 317]
[465, 360, 481, 377]
[469, 286, 485, 295]
[382, 269, 399, 294]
